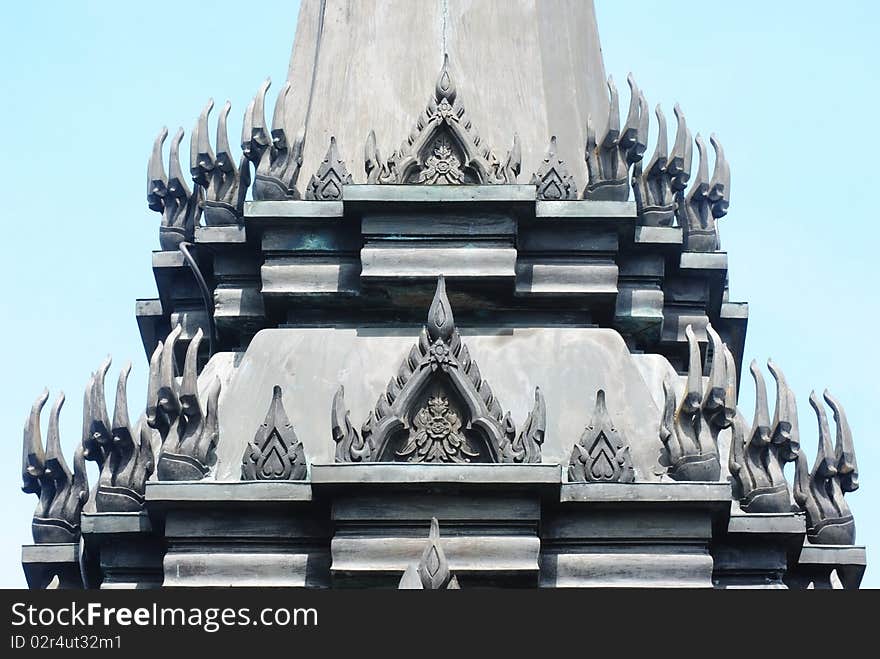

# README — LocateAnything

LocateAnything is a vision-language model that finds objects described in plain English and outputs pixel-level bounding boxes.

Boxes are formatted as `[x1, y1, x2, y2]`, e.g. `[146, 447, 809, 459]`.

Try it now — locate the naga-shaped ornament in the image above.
[792, 391, 859, 544]
[659, 324, 722, 481]
[583, 74, 647, 201]
[332, 276, 544, 464]
[84, 360, 155, 512]
[190, 99, 251, 225]
[147, 126, 202, 250]
[148, 325, 221, 480]
[22, 390, 89, 543]
[682, 133, 730, 252]
[728, 357, 798, 513]
[251, 79, 306, 200]
[632, 105, 675, 226]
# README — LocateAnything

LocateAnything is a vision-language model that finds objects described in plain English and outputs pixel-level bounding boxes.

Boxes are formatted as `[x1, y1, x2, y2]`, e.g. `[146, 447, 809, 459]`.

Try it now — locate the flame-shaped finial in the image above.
[165, 127, 191, 202]
[90, 356, 112, 451]
[619, 74, 647, 163]
[111, 362, 132, 438]
[604, 76, 621, 146]
[147, 126, 169, 211]
[690, 134, 710, 197]
[659, 378, 676, 447]
[43, 392, 69, 482]
[748, 360, 771, 447]
[426, 275, 455, 343]
[179, 328, 204, 414]
[80, 372, 99, 465]
[271, 82, 291, 150]
[158, 325, 182, 418]
[809, 391, 837, 479]
[22, 389, 49, 494]
[435, 54, 456, 104]
[721, 345, 739, 428]
[668, 104, 692, 192]
[702, 324, 727, 419]
[683, 325, 702, 413]
[215, 101, 234, 172]
[823, 390, 858, 492]
[145, 341, 163, 429]
[418, 517, 453, 589]
[648, 105, 668, 170]
[709, 133, 730, 219]
[190, 99, 215, 186]
[252, 78, 270, 140]
[241, 78, 271, 163]
[767, 359, 798, 459]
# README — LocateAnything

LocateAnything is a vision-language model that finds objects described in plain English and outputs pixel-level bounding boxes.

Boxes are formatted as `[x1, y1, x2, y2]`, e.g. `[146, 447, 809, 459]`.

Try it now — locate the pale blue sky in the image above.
[0, 1, 876, 587]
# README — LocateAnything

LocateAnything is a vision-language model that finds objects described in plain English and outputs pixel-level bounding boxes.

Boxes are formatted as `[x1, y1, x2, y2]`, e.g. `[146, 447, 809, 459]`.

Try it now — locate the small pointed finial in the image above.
[426, 275, 454, 343]
[435, 54, 456, 104]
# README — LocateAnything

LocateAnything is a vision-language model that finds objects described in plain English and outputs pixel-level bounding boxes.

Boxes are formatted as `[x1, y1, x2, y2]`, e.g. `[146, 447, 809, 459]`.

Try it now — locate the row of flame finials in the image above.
[148, 56, 730, 253]
[22, 278, 857, 550]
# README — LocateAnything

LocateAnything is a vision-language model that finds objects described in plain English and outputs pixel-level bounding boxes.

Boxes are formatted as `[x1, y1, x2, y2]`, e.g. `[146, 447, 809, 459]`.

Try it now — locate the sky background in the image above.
[0, 0, 877, 587]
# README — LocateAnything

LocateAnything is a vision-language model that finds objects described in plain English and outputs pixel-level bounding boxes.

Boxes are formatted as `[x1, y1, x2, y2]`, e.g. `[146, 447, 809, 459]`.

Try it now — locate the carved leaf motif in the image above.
[242, 385, 307, 481]
[305, 136, 352, 201]
[337, 276, 542, 464]
[372, 55, 516, 185]
[569, 390, 634, 483]
[398, 396, 479, 464]
[531, 137, 577, 200]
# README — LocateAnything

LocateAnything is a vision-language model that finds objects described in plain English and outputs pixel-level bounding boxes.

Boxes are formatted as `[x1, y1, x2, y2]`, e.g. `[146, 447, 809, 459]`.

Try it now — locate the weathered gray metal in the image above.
[728, 358, 798, 514]
[793, 391, 859, 545]
[399, 518, 461, 589]
[285, 0, 609, 187]
[21, 0, 865, 590]
[241, 385, 308, 480]
[22, 390, 89, 544]
[148, 326, 221, 480]
[305, 136, 352, 200]
[93, 361, 155, 512]
[333, 276, 545, 464]
[659, 324, 725, 481]
[567, 389, 634, 483]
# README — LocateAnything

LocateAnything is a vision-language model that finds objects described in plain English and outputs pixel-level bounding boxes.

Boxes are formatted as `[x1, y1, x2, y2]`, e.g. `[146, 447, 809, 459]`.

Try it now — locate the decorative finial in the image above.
[242, 385, 307, 480]
[426, 275, 454, 344]
[568, 390, 634, 483]
[531, 136, 577, 200]
[304, 136, 352, 201]
[398, 518, 460, 589]
[435, 54, 457, 104]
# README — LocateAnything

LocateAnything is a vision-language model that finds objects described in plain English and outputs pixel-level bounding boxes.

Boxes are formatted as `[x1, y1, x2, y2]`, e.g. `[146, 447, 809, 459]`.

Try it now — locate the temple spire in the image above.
[284, 0, 609, 186]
